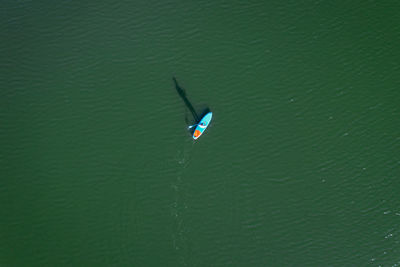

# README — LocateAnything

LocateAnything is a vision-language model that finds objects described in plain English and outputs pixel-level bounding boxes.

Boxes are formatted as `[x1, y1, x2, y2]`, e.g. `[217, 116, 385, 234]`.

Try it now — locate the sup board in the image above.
[192, 112, 212, 140]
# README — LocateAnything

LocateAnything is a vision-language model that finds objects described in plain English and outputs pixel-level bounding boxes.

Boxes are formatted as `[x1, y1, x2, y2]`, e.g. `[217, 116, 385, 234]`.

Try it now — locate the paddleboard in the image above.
[193, 112, 212, 140]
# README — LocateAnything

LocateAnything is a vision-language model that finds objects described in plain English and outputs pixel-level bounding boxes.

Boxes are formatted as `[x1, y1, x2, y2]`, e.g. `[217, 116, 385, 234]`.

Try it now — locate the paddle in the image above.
[188, 123, 207, 129]
[187, 124, 200, 129]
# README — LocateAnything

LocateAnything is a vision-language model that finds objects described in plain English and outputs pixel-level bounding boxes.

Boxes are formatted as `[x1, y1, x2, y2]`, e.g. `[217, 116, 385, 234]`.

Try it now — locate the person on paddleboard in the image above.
[198, 122, 207, 128]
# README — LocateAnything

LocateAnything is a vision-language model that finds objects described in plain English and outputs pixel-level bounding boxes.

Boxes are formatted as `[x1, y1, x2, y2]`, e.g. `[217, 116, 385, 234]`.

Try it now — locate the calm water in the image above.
[1, 1, 400, 266]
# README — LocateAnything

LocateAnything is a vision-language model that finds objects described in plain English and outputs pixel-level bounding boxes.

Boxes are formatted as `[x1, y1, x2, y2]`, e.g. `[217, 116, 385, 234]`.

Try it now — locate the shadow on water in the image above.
[173, 77, 210, 134]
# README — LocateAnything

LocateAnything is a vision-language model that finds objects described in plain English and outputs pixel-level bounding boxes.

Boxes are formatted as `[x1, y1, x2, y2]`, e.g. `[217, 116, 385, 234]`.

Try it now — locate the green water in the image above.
[1, 1, 400, 266]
